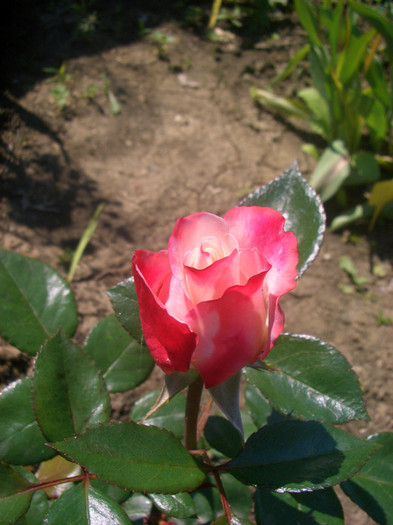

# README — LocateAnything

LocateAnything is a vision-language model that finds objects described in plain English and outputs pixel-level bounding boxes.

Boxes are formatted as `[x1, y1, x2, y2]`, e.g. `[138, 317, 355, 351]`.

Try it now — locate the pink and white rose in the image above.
[132, 206, 298, 388]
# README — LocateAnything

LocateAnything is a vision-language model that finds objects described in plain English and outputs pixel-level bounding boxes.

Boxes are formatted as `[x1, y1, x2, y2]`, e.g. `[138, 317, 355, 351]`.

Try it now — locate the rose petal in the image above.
[263, 295, 285, 360]
[186, 272, 269, 388]
[224, 206, 298, 296]
[132, 250, 197, 374]
[183, 247, 271, 305]
[238, 247, 271, 283]
[165, 274, 193, 322]
[133, 250, 171, 303]
[183, 249, 239, 304]
[168, 212, 234, 282]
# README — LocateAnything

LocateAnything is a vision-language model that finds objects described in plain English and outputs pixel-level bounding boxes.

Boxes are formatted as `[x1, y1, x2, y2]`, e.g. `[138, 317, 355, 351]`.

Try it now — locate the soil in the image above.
[1, 2, 392, 524]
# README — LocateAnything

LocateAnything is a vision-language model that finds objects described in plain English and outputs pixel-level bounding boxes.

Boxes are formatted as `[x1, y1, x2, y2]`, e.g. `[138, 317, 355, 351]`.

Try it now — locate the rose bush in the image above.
[132, 206, 298, 388]
[4, 167, 389, 525]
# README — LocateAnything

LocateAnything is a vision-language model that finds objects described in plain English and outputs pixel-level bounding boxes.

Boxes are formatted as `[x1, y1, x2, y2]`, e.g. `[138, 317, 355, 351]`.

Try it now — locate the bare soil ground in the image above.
[1, 3, 392, 523]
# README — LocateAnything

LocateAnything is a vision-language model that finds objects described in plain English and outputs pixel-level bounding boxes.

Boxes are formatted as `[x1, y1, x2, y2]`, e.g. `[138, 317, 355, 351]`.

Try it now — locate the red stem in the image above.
[203, 452, 232, 523]
[19, 473, 97, 495]
[212, 467, 232, 522]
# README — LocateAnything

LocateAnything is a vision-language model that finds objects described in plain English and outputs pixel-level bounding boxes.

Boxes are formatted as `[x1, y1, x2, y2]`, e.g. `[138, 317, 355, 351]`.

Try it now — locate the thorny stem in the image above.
[147, 378, 203, 525]
[18, 472, 97, 495]
[197, 397, 213, 443]
[203, 452, 232, 523]
[213, 468, 232, 523]
[185, 378, 232, 523]
[184, 375, 204, 451]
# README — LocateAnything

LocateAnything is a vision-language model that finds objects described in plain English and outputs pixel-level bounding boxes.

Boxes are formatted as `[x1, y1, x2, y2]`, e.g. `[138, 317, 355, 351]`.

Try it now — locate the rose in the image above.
[132, 206, 298, 388]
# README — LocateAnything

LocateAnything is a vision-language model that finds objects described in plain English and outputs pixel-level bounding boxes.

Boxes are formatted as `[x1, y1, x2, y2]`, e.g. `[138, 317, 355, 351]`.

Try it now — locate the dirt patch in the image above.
[1, 3, 392, 523]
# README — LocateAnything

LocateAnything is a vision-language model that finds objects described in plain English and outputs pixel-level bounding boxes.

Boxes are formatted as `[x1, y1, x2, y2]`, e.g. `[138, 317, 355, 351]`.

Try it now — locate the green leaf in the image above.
[90, 480, 130, 504]
[0, 377, 55, 465]
[330, 203, 374, 231]
[107, 89, 121, 115]
[345, 152, 381, 186]
[329, 0, 344, 65]
[250, 87, 310, 120]
[0, 463, 33, 524]
[204, 416, 243, 458]
[67, 203, 104, 283]
[339, 256, 368, 288]
[241, 163, 325, 278]
[130, 390, 186, 438]
[209, 372, 243, 438]
[255, 487, 344, 524]
[298, 87, 331, 139]
[84, 315, 154, 393]
[359, 94, 388, 150]
[107, 278, 144, 343]
[32, 331, 111, 442]
[295, 0, 322, 46]
[225, 420, 377, 491]
[309, 46, 330, 102]
[178, 473, 252, 523]
[43, 483, 131, 524]
[178, 480, 224, 523]
[241, 411, 258, 441]
[189, 487, 220, 523]
[244, 385, 285, 429]
[150, 493, 196, 519]
[15, 468, 48, 525]
[86, 486, 132, 524]
[15, 489, 48, 525]
[368, 178, 393, 230]
[301, 143, 320, 160]
[339, 29, 375, 85]
[309, 142, 351, 202]
[130, 371, 199, 430]
[0, 249, 77, 355]
[51, 421, 206, 493]
[212, 514, 254, 525]
[165, 369, 200, 397]
[272, 44, 311, 85]
[366, 56, 391, 108]
[220, 474, 253, 519]
[381, 201, 393, 221]
[123, 493, 152, 522]
[245, 334, 368, 424]
[341, 432, 393, 524]
[349, 1, 393, 59]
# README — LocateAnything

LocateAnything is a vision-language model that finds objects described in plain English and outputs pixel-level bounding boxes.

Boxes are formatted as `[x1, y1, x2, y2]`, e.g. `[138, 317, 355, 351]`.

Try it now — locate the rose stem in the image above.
[20, 473, 97, 494]
[203, 452, 232, 523]
[184, 375, 204, 450]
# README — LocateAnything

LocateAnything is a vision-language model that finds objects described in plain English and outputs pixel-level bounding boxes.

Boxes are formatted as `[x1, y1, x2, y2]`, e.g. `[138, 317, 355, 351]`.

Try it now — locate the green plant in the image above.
[258, 0, 387, 154]
[1, 165, 393, 524]
[67, 202, 104, 283]
[376, 309, 393, 326]
[72, 0, 98, 35]
[339, 255, 368, 293]
[208, 0, 288, 34]
[83, 82, 99, 101]
[251, 0, 393, 229]
[81, 76, 121, 115]
[99, 74, 121, 115]
[149, 30, 175, 59]
[43, 63, 72, 110]
[138, 20, 175, 59]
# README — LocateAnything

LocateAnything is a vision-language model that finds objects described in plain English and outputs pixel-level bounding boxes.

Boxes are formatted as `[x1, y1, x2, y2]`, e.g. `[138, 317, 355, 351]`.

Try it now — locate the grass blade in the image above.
[67, 203, 104, 283]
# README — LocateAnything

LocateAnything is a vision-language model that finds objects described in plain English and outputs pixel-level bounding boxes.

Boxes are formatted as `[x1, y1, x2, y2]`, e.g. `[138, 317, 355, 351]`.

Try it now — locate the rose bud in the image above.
[132, 206, 298, 388]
